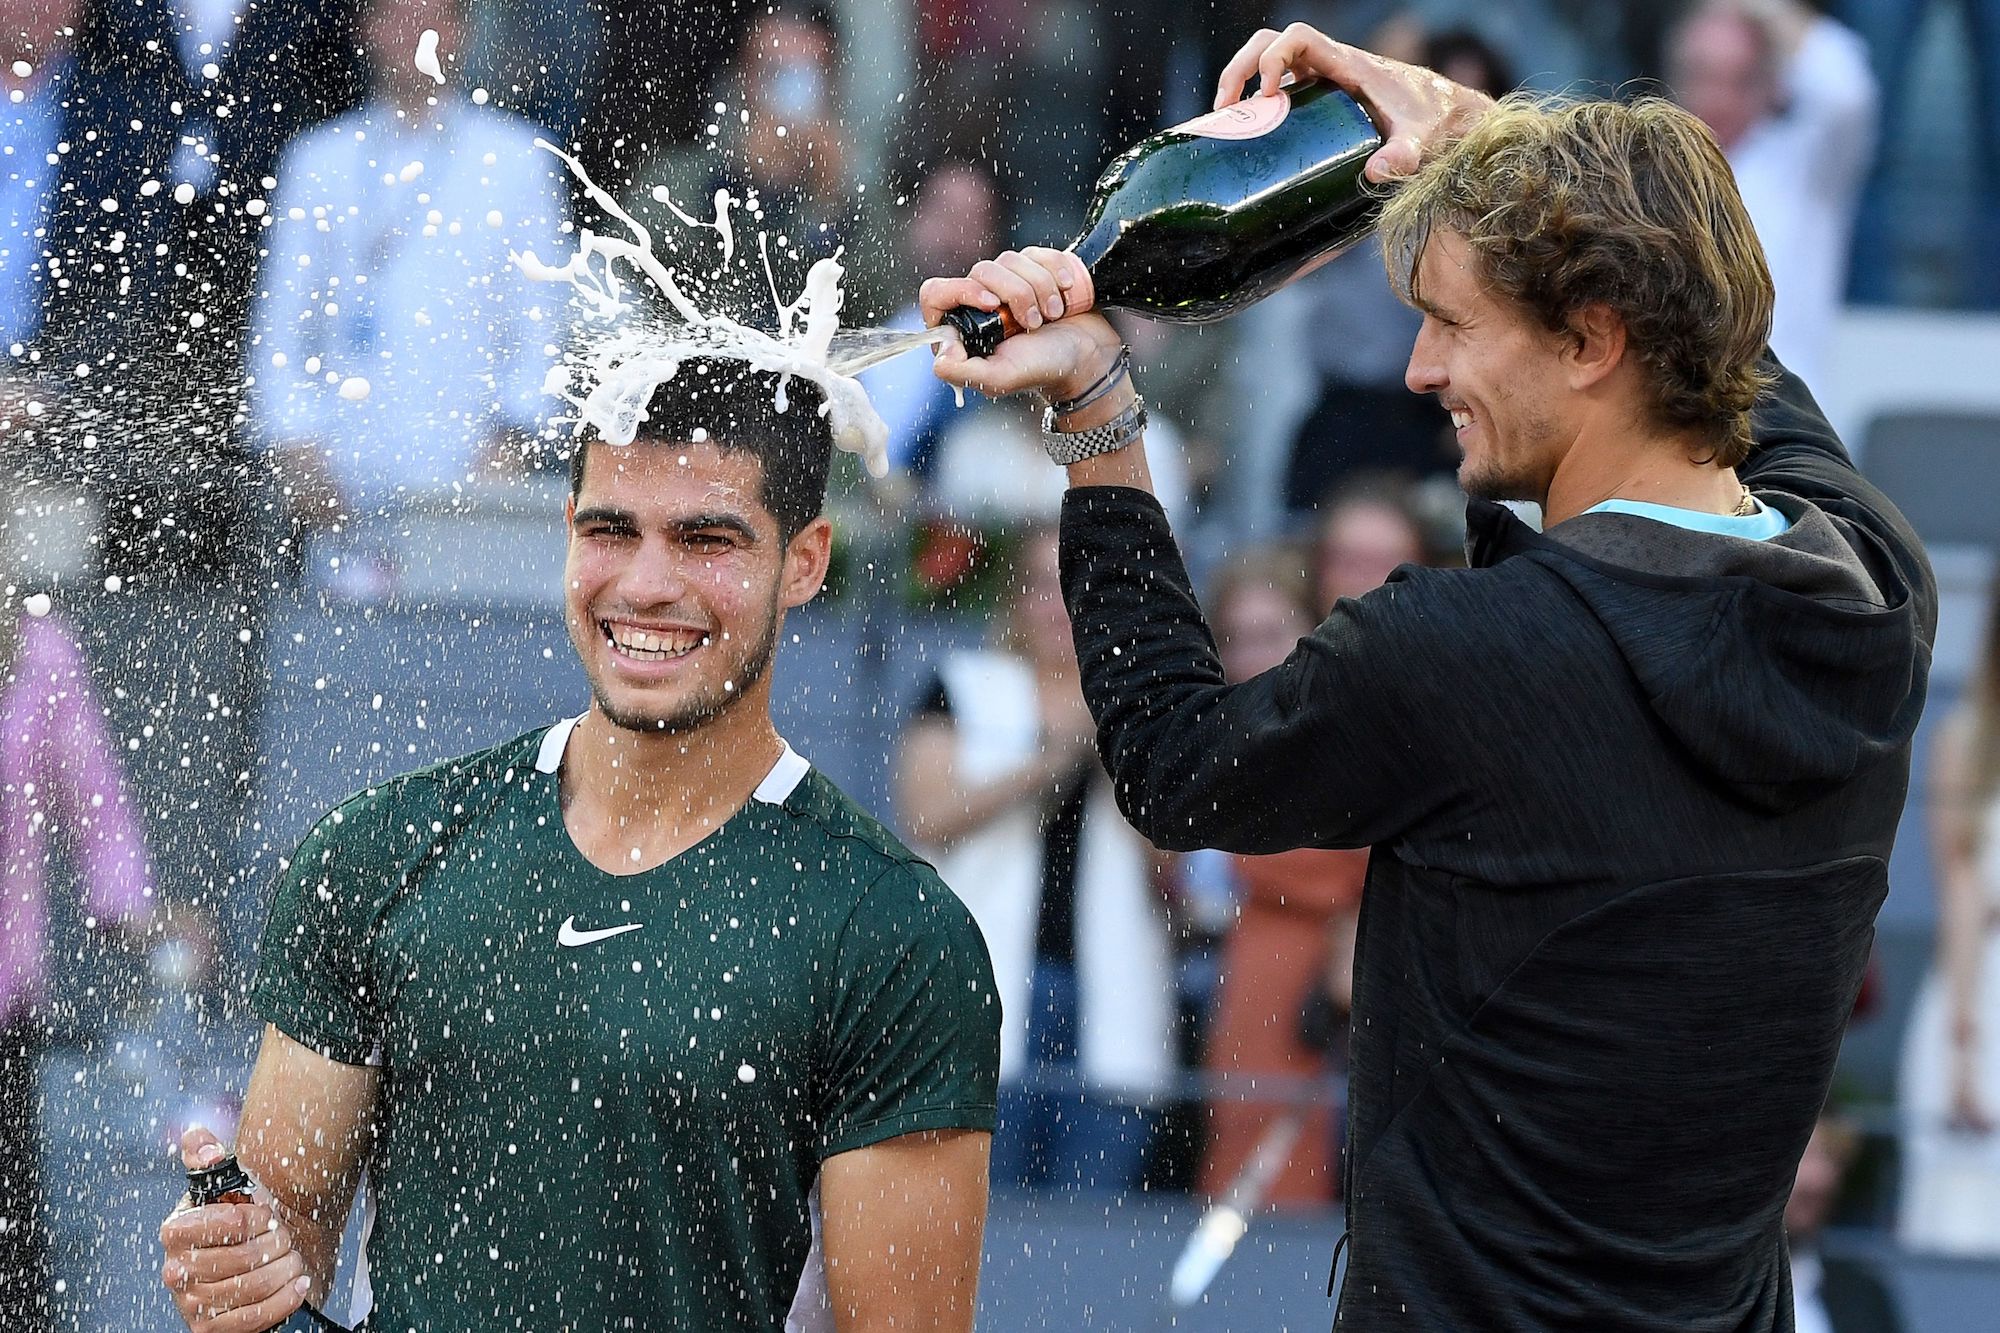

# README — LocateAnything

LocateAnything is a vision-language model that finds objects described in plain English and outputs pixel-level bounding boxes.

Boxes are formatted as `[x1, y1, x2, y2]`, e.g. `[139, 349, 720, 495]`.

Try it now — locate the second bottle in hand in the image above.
[942, 81, 1385, 356]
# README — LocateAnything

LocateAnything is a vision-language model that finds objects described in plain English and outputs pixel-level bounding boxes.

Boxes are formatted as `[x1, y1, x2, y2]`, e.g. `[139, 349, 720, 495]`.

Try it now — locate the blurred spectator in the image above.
[4, 0, 364, 568]
[1839, 0, 2000, 307]
[1669, 0, 1877, 385]
[1313, 472, 1431, 610]
[249, 0, 568, 532]
[621, 5, 874, 319]
[9, 0, 366, 366]
[571, 0, 758, 197]
[1, 0, 107, 355]
[463, 0, 604, 151]
[1789, 1115, 1904, 1333]
[1279, 25, 1514, 515]
[3, 0, 358, 1007]
[856, 159, 1002, 479]
[897, 524, 1175, 1191]
[1119, 319, 1240, 533]
[1898, 576, 2000, 1255]
[929, 394, 1193, 532]
[1423, 24, 1519, 94]
[0, 587, 156, 1331]
[1198, 547, 1368, 1207]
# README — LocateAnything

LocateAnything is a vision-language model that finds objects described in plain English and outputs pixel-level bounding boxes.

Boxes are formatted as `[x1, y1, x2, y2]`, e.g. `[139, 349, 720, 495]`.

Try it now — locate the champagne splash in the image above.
[413, 29, 445, 85]
[514, 139, 909, 477]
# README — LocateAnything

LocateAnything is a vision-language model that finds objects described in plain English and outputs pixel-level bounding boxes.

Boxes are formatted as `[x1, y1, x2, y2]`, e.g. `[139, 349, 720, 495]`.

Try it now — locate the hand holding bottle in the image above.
[921, 246, 1123, 405]
[160, 1126, 313, 1333]
[1214, 22, 1494, 182]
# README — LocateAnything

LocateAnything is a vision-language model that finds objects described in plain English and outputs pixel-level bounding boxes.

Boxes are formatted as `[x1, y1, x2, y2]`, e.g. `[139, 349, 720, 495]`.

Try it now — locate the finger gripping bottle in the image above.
[182, 1154, 348, 1331]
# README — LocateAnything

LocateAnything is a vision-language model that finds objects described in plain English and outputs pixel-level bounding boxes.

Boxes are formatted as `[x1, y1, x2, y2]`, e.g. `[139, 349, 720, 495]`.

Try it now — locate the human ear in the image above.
[1564, 303, 1627, 392]
[780, 516, 834, 609]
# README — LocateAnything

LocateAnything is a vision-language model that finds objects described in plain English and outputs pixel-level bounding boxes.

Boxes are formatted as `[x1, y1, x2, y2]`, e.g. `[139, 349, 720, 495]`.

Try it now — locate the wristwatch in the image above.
[1040, 396, 1148, 466]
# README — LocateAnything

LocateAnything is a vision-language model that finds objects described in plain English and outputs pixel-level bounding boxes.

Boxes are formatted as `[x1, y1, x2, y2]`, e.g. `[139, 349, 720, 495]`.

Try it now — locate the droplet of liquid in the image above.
[413, 28, 445, 85]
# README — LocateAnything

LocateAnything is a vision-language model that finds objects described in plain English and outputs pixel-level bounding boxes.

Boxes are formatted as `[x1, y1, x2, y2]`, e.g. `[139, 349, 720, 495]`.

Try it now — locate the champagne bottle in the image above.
[182, 1154, 350, 1330]
[942, 81, 1384, 357]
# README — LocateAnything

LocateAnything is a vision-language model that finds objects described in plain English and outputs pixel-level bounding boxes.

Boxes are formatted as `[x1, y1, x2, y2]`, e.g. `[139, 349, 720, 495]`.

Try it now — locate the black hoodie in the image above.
[1058, 363, 1934, 1331]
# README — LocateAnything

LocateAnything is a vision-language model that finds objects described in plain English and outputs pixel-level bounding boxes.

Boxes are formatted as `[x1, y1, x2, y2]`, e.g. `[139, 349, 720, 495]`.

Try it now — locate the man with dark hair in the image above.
[921, 21, 1932, 1333]
[157, 366, 1001, 1333]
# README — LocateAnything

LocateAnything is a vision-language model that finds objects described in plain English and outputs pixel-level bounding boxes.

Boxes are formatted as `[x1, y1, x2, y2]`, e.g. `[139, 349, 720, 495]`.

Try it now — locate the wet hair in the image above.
[568, 365, 833, 542]
[1378, 93, 1775, 468]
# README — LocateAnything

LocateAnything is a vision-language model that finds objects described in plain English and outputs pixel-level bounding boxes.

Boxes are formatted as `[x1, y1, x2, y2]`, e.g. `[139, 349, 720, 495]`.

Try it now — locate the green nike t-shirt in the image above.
[251, 718, 1001, 1332]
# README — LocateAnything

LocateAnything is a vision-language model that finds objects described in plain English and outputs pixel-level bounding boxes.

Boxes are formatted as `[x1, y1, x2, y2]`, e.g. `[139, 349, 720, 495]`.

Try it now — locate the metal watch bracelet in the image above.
[1040, 395, 1148, 465]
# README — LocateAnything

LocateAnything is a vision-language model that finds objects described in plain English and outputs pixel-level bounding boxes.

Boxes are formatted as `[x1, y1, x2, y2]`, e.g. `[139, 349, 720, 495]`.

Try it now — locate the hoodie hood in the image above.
[1466, 494, 1932, 813]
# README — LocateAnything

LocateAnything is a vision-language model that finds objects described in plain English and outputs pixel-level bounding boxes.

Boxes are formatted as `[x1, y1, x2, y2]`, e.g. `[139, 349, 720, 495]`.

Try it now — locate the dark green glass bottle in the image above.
[942, 81, 1383, 356]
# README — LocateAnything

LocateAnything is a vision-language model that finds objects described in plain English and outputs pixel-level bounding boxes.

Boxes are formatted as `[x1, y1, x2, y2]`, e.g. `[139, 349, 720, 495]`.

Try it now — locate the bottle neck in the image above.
[1069, 217, 1120, 296]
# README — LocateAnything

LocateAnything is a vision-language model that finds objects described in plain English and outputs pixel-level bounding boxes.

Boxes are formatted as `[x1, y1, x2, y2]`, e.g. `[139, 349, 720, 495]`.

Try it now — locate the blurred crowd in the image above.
[2, 0, 1996, 1327]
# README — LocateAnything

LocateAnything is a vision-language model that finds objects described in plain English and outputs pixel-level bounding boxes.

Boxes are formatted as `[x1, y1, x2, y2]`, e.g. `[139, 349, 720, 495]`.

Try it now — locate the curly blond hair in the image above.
[1377, 94, 1775, 467]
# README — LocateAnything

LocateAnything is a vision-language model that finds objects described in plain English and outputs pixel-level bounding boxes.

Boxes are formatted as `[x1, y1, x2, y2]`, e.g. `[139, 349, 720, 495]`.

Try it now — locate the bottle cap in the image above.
[187, 1154, 256, 1206]
[940, 306, 1005, 359]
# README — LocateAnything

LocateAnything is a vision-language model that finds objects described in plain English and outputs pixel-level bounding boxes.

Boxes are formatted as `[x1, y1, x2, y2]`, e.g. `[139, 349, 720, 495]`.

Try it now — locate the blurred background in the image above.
[3, 0, 1998, 1327]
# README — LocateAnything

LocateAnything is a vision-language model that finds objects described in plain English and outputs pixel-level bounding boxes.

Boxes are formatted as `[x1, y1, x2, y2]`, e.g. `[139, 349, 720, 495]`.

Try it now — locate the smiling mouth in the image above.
[602, 620, 710, 662]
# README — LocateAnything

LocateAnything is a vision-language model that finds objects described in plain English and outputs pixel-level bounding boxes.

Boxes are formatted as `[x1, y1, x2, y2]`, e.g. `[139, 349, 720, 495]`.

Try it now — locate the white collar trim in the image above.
[753, 741, 812, 805]
[534, 714, 811, 804]
[534, 714, 583, 774]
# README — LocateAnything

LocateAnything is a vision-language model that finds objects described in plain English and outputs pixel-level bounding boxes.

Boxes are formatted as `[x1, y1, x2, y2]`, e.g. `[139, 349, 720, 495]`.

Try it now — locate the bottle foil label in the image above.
[1173, 93, 1291, 141]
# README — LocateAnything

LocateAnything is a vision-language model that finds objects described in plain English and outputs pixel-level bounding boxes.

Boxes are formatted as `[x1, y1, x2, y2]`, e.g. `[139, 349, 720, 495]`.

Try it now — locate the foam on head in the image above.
[516, 140, 891, 477]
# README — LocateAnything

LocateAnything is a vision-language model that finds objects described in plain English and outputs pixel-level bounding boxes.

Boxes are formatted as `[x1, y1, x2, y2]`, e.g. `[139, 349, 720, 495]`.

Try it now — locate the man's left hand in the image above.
[920, 246, 1123, 402]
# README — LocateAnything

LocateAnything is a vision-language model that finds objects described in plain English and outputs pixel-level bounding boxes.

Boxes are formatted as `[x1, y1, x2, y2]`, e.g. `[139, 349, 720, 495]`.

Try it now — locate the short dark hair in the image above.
[568, 364, 833, 541]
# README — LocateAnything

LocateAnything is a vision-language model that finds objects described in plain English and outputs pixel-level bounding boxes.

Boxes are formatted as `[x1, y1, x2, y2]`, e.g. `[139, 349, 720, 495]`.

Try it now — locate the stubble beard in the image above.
[1458, 410, 1559, 507]
[584, 594, 782, 736]
[1460, 456, 1527, 504]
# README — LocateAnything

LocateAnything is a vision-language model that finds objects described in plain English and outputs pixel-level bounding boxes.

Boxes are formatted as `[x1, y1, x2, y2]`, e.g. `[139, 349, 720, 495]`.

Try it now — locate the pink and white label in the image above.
[1173, 93, 1291, 141]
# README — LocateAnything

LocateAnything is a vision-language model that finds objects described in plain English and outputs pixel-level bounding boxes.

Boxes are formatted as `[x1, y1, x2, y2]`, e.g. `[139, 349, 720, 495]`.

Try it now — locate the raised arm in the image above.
[160, 1025, 379, 1331]
[819, 1129, 991, 1332]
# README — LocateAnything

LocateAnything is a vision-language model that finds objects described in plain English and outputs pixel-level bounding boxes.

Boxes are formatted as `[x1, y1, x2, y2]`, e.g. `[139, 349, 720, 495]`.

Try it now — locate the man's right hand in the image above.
[160, 1126, 312, 1333]
[1213, 22, 1495, 182]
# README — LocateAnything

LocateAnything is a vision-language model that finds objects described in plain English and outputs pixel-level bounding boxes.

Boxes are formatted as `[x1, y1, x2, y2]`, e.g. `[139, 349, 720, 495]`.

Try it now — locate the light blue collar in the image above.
[1581, 496, 1791, 541]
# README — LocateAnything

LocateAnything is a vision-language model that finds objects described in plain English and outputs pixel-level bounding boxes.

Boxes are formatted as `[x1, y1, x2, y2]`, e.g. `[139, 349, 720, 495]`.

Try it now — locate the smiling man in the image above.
[920, 23, 1934, 1333]
[157, 368, 1001, 1333]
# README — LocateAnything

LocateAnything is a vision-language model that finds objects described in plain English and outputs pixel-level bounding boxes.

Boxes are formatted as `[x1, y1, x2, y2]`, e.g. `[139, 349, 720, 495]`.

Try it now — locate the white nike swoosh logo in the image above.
[557, 916, 645, 947]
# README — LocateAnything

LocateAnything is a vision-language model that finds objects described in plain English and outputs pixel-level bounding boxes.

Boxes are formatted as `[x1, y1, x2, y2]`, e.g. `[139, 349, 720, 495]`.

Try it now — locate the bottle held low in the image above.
[942, 80, 1384, 359]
